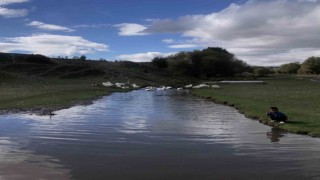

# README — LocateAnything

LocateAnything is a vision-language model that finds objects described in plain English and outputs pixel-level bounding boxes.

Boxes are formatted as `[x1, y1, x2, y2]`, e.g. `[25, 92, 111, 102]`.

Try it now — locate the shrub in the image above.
[152, 57, 168, 68]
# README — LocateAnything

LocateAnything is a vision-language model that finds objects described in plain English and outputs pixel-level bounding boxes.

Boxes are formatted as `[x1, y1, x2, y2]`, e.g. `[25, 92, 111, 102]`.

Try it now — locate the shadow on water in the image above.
[0, 90, 320, 180]
[266, 127, 285, 143]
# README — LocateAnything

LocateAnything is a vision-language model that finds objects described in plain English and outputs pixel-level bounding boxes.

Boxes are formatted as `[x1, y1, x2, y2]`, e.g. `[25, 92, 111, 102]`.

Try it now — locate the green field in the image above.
[192, 76, 320, 137]
[0, 77, 128, 114]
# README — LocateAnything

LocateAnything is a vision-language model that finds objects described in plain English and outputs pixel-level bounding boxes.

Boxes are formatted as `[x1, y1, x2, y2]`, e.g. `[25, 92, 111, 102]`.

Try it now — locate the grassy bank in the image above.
[0, 77, 129, 114]
[0, 55, 197, 115]
[192, 76, 320, 137]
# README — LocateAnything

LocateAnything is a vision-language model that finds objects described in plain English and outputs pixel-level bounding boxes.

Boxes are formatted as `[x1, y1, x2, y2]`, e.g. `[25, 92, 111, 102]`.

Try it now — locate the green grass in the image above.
[192, 76, 320, 137]
[0, 77, 127, 112]
[0, 59, 196, 114]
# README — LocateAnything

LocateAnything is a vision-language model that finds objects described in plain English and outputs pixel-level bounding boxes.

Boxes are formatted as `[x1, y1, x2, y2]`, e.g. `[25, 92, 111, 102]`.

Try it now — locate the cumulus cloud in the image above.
[0, 0, 29, 17]
[0, 34, 109, 56]
[27, 21, 75, 32]
[117, 52, 175, 62]
[168, 44, 199, 49]
[114, 23, 149, 36]
[140, 0, 320, 65]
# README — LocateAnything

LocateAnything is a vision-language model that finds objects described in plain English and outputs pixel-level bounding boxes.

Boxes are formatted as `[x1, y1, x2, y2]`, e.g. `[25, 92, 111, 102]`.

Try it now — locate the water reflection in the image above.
[0, 133, 71, 179]
[266, 127, 285, 143]
[0, 90, 320, 179]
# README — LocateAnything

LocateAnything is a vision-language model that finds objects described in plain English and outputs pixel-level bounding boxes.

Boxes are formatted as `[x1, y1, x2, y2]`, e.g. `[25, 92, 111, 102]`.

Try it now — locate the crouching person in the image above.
[266, 107, 288, 124]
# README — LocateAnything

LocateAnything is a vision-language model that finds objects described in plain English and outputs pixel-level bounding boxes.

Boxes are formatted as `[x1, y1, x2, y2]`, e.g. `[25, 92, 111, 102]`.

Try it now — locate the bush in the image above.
[152, 57, 168, 68]
[17, 54, 54, 64]
[279, 62, 300, 74]
[298, 57, 320, 75]
[253, 67, 271, 77]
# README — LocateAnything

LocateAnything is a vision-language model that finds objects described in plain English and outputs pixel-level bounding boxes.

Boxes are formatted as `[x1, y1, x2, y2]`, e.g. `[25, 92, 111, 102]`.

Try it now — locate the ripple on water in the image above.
[0, 90, 320, 180]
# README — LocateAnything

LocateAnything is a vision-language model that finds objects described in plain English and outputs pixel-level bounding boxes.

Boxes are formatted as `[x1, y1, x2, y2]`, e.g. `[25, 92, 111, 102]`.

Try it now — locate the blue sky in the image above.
[1, 0, 320, 65]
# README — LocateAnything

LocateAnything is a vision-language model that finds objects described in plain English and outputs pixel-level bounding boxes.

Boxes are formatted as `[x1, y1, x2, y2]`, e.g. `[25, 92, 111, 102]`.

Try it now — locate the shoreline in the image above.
[191, 91, 318, 138]
[0, 87, 134, 116]
[1, 85, 319, 138]
[0, 96, 103, 116]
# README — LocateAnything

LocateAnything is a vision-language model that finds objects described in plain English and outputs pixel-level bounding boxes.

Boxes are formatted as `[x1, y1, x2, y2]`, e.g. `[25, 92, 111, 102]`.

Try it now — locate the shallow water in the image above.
[0, 90, 320, 180]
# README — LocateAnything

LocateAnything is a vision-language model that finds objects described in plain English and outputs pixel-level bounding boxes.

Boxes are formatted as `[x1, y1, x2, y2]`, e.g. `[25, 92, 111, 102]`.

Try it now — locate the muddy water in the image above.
[0, 90, 319, 180]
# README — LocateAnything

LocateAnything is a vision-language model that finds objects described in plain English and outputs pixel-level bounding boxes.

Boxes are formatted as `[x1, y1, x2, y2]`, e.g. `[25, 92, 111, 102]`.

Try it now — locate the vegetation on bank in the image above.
[278, 57, 320, 75]
[0, 77, 127, 114]
[0, 53, 197, 114]
[192, 76, 320, 137]
[152, 47, 251, 78]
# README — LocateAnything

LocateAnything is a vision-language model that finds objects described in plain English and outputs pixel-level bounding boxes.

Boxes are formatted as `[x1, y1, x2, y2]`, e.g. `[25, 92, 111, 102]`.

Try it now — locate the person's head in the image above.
[269, 107, 279, 113]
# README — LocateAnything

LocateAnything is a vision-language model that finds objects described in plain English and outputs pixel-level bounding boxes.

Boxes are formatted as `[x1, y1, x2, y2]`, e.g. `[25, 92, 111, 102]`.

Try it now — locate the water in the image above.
[0, 90, 320, 180]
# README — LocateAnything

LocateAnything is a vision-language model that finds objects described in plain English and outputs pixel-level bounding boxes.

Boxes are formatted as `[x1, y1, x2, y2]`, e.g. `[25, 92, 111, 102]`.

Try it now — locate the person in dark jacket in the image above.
[266, 107, 288, 124]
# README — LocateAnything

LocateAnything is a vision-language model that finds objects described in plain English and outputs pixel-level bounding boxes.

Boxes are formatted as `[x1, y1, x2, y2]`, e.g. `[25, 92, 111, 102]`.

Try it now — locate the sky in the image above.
[0, 0, 320, 66]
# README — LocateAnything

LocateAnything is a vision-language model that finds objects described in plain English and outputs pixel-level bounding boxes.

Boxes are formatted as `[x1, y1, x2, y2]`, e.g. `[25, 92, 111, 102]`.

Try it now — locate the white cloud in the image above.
[0, 0, 29, 17]
[0, 0, 28, 5]
[74, 24, 110, 28]
[168, 44, 199, 49]
[0, 34, 109, 56]
[298, 0, 319, 2]
[117, 52, 175, 62]
[114, 23, 149, 36]
[144, 18, 159, 22]
[28, 21, 75, 32]
[141, 0, 320, 65]
[0, 6, 27, 17]
[162, 38, 174, 44]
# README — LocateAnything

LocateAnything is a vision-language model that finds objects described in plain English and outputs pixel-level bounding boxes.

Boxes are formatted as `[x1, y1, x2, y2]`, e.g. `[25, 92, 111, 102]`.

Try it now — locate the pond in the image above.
[0, 90, 320, 180]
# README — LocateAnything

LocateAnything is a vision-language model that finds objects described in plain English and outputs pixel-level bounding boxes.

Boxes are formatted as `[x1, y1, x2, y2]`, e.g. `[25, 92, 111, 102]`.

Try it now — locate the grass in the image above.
[192, 76, 320, 137]
[0, 57, 196, 114]
[0, 77, 128, 112]
[2, 61, 320, 138]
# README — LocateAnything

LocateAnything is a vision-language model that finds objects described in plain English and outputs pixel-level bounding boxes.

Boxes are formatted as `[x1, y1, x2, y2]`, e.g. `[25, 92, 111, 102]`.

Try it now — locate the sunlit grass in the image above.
[192, 76, 320, 137]
[0, 78, 125, 111]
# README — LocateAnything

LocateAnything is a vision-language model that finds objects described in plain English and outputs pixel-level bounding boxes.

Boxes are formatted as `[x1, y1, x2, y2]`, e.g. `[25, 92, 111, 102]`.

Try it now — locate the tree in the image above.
[163, 47, 248, 78]
[22, 54, 53, 64]
[190, 47, 244, 78]
[279, 62, 300, 74]
[253, 67, 270, 77]
[190, 50, 202, 77]
[80, 55, 87, 61]
[232, 59, 251, 75]
[152, 57, 168, 68]
[168, 58, 192, 76]
[166, 52, 192, 76]
[298, 57, 320, 75]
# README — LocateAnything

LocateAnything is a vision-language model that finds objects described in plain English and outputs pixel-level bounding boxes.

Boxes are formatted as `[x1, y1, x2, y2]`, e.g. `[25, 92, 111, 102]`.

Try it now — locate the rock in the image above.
[132, 83, 140, 88]
[193, 84, 209, 89]
[102, 82, 113, 87]
[212, 85, 220, 89]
